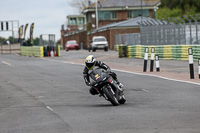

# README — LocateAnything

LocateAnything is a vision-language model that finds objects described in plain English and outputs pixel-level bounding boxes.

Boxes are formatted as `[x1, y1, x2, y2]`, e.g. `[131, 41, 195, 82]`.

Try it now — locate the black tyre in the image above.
[103, 85, 119, 106]
[104, 47, 108, 51]
[118, 95, 126, 104]
[92, 47, 96, 52]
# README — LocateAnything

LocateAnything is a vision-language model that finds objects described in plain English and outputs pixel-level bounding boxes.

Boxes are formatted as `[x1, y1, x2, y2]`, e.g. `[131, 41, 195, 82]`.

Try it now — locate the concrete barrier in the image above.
[20, 46, 44, 57]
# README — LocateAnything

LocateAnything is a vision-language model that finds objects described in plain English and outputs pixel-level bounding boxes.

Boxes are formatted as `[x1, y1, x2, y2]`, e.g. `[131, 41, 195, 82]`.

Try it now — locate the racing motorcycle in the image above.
[89, 67, 126, 106]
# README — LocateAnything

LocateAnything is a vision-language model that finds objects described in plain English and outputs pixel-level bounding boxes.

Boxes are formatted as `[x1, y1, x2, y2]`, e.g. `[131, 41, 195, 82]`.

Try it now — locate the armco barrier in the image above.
[20, 46, 44, 57]
[115, 44, 200, 61]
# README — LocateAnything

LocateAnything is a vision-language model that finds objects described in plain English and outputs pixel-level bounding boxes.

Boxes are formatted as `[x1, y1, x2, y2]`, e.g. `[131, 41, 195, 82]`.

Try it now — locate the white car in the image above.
[88, 36, 108, 52]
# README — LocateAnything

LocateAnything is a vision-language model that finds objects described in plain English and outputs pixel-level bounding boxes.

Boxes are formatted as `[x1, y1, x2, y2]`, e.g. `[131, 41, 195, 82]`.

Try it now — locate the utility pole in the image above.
[141, 0, 143, 22]
[95, 0, 98, 29]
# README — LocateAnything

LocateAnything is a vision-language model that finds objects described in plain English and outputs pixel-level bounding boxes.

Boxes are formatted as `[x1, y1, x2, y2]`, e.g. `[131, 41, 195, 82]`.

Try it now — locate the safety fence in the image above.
[116, 45, 200, 61]
[0, 43, 20, 54]
[115, 33, 141, 46]
[20, 46, 60, 57]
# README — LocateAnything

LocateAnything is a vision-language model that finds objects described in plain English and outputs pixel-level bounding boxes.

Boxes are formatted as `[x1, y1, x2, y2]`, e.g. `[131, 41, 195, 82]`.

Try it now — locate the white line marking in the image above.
[112, 69, 200, 86]
[2, 61, 12, 66]
[141, 89, 149, 93]
[46, 106, 54, 112]
[43, 58, 200, 86]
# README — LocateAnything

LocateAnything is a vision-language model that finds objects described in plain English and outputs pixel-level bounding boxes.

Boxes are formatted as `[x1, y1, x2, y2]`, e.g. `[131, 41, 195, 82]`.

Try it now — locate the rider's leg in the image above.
[109, 72, 123, 88]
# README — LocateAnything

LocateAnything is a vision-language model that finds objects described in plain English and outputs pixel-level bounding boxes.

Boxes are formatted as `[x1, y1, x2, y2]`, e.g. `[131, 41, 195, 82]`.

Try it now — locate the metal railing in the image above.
[115, 15, 200, 46]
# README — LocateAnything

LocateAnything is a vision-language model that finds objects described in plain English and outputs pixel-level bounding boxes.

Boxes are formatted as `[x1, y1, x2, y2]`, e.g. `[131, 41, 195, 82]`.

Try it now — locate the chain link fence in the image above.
[115, 33, 141, 45]
[116, 22, 200, 46]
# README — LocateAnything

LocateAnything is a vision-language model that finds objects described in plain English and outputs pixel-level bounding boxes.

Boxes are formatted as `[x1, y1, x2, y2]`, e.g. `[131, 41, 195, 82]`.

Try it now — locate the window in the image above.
[94, 38, 106, 42]
[69, 18, 77, 25]
[133, 10, 141, 17]
[98, 11, 111, 20]
[78, 18, 83, 25]
[104, 11, 110, 20]
[127, 11, 133, 19]
[133, 10, 149, 17]
[111, 11, 117, 20]
[142, 10, 149, 17]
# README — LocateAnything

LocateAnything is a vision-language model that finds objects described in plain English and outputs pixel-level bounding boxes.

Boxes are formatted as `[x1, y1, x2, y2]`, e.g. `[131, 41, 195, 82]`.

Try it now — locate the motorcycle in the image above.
[89, 67, 126, 106]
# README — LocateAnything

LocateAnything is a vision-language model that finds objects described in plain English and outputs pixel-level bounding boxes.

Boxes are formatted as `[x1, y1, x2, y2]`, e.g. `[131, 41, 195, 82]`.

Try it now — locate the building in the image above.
[61, 0, 161, 50]
[66, 15, 86, 32]
[83, 0, 160, 30]
[61, 15, 86, 49]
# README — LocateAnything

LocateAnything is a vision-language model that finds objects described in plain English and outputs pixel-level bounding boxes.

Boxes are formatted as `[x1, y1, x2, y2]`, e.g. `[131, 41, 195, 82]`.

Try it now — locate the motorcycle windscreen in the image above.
[90, 68, 108, 83]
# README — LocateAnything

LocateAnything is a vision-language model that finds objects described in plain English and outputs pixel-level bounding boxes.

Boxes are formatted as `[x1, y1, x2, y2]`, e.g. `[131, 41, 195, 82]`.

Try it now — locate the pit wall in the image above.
[115, 45, 200, 61]
[20, 46, 44, 57]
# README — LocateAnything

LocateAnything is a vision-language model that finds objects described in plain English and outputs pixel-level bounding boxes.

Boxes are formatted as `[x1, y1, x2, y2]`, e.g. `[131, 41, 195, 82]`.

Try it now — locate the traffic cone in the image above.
[54, 50, 57, 56]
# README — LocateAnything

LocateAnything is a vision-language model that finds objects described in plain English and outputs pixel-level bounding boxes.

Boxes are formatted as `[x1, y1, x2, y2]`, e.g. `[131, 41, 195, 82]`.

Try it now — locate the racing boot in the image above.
[115, 79, 124, 92]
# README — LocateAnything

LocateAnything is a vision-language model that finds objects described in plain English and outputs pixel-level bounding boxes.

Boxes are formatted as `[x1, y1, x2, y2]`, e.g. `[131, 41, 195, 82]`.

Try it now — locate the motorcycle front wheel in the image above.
[103, 85, 119, 106]
[118, 95, 126, 104]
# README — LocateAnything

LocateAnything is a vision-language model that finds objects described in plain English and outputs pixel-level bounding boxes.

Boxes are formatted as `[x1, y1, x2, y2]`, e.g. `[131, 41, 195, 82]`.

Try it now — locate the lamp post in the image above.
[141, 0, 143, 22]
[95, 0, 98, 29]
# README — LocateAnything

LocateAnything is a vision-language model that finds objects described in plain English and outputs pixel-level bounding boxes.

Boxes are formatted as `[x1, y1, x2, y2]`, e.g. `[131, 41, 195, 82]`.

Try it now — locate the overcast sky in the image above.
[0, 0, 79, 41]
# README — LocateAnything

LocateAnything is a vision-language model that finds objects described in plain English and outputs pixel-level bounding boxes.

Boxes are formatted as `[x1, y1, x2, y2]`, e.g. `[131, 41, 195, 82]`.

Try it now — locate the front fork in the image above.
[106, 78, 121, 101]
[109, 78, 124, 100]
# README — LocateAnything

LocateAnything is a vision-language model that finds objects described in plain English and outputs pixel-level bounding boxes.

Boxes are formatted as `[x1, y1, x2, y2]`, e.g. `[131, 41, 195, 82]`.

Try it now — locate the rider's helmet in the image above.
[85, 55, 96, 69]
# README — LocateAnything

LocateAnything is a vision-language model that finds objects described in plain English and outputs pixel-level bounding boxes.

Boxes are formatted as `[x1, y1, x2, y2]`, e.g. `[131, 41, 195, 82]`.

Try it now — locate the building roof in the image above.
[83, 0, 161, 13]
[88, 0, 160, 8]
[67, 15, 85, 18]
[91, 16, 155, 33]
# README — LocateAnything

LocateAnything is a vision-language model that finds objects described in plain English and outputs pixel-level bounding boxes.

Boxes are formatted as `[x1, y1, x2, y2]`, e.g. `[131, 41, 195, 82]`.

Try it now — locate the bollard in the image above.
[155, 55, 160, 72]
[198, 58, 200, 79]
[150, 47, 155, 72]
[119, 45, 123, 58]
[124, 46, 128, 57]
[143, 47, 148, 72]
[188, 48, 194, 79]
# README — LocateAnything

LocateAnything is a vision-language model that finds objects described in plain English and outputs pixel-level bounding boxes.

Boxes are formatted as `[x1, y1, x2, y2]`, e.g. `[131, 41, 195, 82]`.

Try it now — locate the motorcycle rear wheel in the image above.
[103, 86, 119, 106]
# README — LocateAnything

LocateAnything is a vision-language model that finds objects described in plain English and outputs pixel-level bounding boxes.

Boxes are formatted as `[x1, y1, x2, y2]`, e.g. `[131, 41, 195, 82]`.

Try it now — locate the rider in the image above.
[83, 55, 123, 95]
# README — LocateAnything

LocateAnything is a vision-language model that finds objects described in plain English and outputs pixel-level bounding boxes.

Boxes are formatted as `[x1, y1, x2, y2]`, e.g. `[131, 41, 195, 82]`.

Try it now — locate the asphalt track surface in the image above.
[0, 50, 200, 133]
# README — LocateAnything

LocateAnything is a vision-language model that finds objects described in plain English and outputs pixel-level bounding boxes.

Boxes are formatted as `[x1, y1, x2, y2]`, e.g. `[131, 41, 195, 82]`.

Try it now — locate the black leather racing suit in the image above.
[83, 60, 119, 95]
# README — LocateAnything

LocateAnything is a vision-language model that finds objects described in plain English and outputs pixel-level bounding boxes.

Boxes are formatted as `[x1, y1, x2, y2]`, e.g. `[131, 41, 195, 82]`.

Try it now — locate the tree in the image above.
[0, 36, 6, 44]
[33, 37, 40, 46]
[56, 39, 61, 45]
[69, 0, 91, 13]
[157, 0, 200, 20]
[8, 36, 18, 43]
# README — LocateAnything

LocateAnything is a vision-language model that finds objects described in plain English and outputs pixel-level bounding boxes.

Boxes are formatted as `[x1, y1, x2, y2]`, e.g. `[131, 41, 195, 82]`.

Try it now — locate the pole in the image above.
[143, 47, 148, 72]
[150, 47, 155, 72]
[155, 55, 160, 72]
[188, 48, 194, 79]
[11, 21, 14, 54]
[198, 58, 200, 79]
[96, 0, 98, 29]
[141, 0, 143, 22]
[1, 43, 3, 54]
